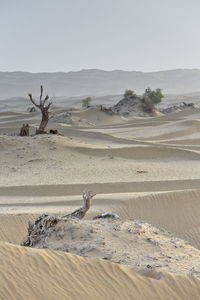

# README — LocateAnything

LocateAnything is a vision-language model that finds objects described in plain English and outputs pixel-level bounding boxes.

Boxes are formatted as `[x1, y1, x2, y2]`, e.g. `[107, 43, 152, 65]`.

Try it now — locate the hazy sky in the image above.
[0, 0, 200, 72]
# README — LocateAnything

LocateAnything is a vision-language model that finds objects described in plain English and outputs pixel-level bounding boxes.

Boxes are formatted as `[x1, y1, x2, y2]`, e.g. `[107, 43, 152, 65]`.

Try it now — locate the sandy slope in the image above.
[1, 241, 200, 300]
[117, 189, 200, 250]
[0, 214, 35, 244]
[1, 134, 200, 187]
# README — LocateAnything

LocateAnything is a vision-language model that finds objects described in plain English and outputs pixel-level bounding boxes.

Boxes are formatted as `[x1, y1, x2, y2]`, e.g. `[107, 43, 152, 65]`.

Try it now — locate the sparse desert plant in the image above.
[82, 96, 92, 108]
[28, 85, 52, 134]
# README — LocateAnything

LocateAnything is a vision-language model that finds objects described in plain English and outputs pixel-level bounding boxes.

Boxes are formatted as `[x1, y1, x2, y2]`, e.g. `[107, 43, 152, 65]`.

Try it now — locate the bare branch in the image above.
[43, 95, 49, 106]
[28, 93, 40, 108]
[47, 102, 52, 109]
[63, 191, 96, 219]
[40, 85, 43, 105]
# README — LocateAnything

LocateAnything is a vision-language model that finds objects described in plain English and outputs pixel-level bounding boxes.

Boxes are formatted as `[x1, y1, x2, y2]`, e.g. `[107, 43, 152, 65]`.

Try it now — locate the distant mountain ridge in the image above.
[1, 68, 200, 99]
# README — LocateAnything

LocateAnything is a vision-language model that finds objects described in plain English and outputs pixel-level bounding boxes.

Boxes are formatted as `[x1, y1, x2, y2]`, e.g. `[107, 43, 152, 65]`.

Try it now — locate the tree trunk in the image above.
[37, 108, 49, 134]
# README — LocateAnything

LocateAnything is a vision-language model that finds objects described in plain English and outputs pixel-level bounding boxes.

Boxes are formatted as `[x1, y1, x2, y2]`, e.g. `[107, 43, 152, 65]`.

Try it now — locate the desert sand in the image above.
[1, 241, 200, 300]
[1, 102, 200, 299]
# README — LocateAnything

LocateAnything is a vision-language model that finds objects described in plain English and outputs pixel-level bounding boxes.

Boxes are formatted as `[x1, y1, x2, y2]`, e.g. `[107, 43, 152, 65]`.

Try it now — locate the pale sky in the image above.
[0, 0, 200, 72]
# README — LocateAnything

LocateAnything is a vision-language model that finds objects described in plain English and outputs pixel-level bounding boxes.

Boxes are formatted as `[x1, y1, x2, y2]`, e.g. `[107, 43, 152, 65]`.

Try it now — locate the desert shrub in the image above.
[82, 97, 92, 108]
[142, 96, 155, 113]
[142, 88, 164, 112]
[124, 89, 136, 98]
[144, 88, 164, 105]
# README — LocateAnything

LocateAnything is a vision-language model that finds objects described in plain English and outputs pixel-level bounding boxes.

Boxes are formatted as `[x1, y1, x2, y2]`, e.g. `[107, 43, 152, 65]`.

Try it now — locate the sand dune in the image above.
[21, 215, 200, 277]
[75, 144, 200, 160]
[1, 102, 200, 298]
[1, 134, 200, 188]
[73, 107, 124, 125]
[116, 189, 200, 250]
[0, 241, 200, 300]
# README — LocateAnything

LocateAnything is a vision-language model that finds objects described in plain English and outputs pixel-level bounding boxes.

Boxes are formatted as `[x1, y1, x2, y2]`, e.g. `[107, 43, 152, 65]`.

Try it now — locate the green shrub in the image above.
[142, 88, 164, 112]
[124, 89, 136, 98]
[143, 88, 164, 105]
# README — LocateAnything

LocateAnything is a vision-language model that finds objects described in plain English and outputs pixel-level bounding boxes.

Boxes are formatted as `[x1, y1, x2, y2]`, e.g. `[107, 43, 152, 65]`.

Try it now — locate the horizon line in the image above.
[0, 67, 200, 74]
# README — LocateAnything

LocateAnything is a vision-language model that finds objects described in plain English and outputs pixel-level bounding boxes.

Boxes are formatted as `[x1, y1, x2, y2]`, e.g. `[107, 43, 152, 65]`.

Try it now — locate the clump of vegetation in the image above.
[124, 89, 136, 98]
[142, 88, 164, 113]
[82, 97, 92, 108]
[112, 87, 164, 116]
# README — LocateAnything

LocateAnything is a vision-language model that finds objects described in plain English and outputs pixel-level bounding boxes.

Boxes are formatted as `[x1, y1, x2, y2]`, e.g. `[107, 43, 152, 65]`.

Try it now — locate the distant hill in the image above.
[1, 69, 200, 99]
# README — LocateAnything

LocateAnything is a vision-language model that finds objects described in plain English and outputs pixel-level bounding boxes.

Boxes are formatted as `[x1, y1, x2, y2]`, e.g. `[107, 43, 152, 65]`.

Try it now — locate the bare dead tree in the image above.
[28, 85, 52, 134]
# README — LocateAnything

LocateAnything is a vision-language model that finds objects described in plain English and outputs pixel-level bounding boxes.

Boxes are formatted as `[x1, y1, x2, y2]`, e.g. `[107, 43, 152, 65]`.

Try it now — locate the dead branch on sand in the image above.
[63, 190, 96, 219]
[19, 124, 29, 136]
[21, 191, 119, 247]
[49, 129, 63, 136]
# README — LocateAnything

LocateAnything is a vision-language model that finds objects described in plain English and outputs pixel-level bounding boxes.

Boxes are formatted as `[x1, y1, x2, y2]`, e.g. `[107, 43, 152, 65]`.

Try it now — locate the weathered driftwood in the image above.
[49, 129, 58, 134]
[49, 129, 63, 136]
[19, 124, 29, 136]
[22, 214, 59, 247]
[21, 191, 120, 247]
[28, 85, 52, 134]
[93, 211, 120, 220]
[63, 191, 96, 219]
[21, 191, 96, 247]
